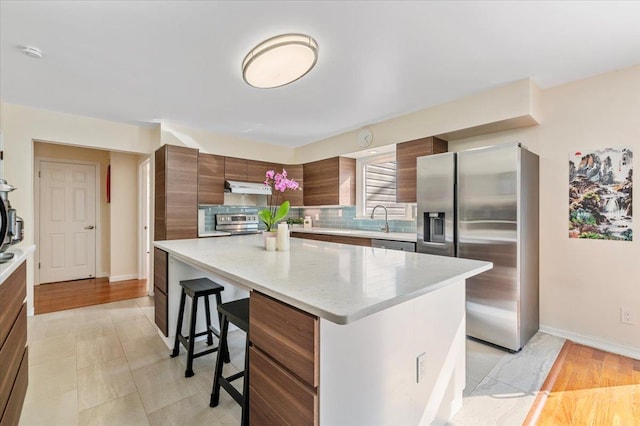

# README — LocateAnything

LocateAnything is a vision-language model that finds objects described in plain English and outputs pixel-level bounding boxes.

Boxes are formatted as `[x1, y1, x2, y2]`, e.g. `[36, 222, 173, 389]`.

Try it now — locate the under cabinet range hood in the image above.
[224, 180, 272, 195]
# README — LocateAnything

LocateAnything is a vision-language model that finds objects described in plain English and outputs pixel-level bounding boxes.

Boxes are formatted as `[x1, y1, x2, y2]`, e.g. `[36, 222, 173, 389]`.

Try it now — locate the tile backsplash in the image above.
[199, 204, 417, 234]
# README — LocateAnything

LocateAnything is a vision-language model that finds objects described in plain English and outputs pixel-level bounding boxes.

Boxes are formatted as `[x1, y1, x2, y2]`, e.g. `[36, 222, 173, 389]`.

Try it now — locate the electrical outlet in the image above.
[315, 213, 319, 221]
[416, 353, 426, 383]
[621, 307, 636, 325]
[337, 209, 342, 218]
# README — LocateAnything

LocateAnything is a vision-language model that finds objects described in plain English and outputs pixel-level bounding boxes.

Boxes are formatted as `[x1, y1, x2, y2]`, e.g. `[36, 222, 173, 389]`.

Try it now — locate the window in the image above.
[359, 153, 413, 220]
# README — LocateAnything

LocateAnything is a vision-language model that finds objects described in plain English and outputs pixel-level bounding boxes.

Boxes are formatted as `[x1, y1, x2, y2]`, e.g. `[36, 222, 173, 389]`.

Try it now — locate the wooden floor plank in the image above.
[525, 340, 640, 426]
[35, 277, 148, 314]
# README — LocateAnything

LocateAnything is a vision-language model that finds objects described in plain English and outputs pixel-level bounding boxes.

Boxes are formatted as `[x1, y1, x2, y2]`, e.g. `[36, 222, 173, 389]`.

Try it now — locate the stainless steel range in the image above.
[215, 213, 260, 235]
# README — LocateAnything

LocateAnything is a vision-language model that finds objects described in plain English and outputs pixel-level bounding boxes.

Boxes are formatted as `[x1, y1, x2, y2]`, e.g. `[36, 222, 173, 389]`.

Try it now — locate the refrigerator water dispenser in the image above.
[425, 212, 445, 243]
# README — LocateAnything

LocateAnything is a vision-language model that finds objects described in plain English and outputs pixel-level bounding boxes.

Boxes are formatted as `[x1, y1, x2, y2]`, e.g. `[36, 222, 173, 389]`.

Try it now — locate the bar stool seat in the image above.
[170, 278, 230, 378]
[210, 298, 250, 426]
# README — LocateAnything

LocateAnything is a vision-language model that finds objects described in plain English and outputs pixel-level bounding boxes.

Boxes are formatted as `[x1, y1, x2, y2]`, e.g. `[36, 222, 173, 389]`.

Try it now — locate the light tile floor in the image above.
[20, 296, 564, 425]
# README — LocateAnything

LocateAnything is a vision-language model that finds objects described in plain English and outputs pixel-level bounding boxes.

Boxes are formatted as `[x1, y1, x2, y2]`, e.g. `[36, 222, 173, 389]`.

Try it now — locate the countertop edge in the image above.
[0, 244, 36, 285]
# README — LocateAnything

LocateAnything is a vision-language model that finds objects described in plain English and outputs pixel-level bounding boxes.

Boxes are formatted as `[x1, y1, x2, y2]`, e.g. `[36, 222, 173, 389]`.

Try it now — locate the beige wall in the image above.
[109, 152, 140, 280]
[33, 142, 111, 278]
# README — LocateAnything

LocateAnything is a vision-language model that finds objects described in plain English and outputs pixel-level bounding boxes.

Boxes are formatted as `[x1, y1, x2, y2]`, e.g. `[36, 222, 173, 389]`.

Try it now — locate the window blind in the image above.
[364, 161, 406, 218]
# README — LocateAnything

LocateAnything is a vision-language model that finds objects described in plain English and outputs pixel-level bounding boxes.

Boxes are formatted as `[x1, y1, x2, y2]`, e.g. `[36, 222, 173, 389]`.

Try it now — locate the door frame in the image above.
[34, 157, 102, 285]
[138, 156, 152, 294]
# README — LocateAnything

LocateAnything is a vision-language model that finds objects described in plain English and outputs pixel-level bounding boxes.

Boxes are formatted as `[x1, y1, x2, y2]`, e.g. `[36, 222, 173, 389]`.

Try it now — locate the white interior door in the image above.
[139, 159, 151, 281]
[40, 161, 96, 283]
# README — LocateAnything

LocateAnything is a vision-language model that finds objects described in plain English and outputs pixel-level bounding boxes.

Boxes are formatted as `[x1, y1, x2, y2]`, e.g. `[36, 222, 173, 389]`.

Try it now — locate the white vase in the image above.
[262, 231, 277, 248]
[277, 223, 290, 251]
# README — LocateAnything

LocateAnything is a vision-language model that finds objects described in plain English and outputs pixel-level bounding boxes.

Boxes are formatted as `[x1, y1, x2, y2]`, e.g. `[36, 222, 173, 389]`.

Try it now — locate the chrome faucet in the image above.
[370, 205, 389, 233]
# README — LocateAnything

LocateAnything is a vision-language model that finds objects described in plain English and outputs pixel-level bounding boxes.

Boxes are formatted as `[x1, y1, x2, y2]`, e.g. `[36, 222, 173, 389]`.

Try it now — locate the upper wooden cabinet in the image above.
[248, 160, 279, 183]
[396, 136, 448, 203]
[303, 157, 356, 206]
[280, 164, 304, 207]
[224, 157, 248, 181]
[198, 153, 225, 205]
[155, 144, 198, 240]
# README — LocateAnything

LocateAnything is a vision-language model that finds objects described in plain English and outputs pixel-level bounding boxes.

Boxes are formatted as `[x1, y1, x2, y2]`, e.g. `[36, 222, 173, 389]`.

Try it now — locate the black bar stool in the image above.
[210, 298, 250, 426]
[170, 278, 230, 377]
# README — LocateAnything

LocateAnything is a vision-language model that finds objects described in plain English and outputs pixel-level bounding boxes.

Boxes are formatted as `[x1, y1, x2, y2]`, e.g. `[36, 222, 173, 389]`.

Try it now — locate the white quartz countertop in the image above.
[290, 227, 417, 242]
[154, 235, 491, 324]
[0, 244, 35, 285]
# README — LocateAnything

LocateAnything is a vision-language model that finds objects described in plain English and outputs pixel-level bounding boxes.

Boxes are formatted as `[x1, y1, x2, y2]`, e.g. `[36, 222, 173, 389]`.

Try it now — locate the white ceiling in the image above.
[1, 1, 640, 148]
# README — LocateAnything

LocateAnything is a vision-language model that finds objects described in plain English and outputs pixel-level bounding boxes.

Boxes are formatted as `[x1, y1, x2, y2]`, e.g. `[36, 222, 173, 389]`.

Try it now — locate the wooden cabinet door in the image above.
[249, 291, 319, 425]
[155, 144, 198, 240]
[247, 160, 278, 183]
[396, 136, 448, 203]
[303, 157, 355, 206]
[280, 164, 304, 206]
[0, 261, 26, 348]
[198, 153, 225, 205]
[224, 157, 248, 181]
[250, 347, 318, 426]
[153, 248, 168, 336]
[290, 232, 371, 247]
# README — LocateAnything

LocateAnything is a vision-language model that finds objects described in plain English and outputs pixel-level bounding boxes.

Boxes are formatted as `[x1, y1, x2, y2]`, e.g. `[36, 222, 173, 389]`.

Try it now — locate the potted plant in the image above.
[259, 169, 300, 239]
[286, 217, 305, 229]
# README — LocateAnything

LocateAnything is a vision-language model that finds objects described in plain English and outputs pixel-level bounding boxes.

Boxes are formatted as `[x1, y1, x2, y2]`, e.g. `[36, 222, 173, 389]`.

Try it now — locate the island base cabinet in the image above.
[249, 347, 318, 426]
[249, 292, 319, 425]
[153, 248, 169, 336]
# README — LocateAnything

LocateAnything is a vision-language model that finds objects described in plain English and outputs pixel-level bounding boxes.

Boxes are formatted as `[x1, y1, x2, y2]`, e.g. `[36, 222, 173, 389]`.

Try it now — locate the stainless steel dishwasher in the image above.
[371, 239, 416, 252]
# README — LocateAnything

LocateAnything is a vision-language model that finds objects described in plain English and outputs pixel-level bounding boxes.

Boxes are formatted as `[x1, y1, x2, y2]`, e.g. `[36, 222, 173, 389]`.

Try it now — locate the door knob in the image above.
[85, 225, 95, 230]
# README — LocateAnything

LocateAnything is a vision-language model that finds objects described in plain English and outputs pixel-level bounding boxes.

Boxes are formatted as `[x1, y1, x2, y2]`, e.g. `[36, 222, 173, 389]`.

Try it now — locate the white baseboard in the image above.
[97, 271, 109, 279]
[540, 325, 640, 360]
[109, 274, 139, 283]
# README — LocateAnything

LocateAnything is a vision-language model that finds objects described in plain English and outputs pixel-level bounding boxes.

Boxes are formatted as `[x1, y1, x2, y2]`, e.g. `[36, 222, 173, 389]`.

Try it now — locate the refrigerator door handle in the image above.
[421, 241, 448, 246]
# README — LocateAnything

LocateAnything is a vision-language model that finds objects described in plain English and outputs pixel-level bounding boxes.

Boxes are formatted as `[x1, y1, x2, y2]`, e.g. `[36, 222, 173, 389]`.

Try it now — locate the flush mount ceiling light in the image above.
[21, 46, 43, 59]
[242, 33, 318, 89]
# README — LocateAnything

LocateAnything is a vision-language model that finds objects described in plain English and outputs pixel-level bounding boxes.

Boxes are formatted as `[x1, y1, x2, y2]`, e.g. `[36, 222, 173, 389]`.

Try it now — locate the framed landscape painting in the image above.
[569, 148, 633, 241]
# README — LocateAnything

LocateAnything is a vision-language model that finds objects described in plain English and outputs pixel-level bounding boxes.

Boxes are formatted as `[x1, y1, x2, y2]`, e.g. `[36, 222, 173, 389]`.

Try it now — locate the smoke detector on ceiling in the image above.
[21, 46, 43, 59]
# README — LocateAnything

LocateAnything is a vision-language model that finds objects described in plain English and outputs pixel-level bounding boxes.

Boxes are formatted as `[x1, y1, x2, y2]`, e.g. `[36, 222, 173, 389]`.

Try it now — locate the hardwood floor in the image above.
[34, 277, 148, 314]
[524, 340, 640, 425]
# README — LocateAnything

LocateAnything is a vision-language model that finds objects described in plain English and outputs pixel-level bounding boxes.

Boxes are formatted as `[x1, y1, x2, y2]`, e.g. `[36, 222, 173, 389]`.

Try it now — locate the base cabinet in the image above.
[249, 291, 318, 425]
[0, 260, 28, 426]
[291, 232, 372, 247]
[153, 248, 169, 336]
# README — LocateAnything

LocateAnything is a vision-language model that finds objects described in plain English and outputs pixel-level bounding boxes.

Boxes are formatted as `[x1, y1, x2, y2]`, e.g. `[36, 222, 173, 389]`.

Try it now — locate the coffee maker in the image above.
[0, 179, 24, 263]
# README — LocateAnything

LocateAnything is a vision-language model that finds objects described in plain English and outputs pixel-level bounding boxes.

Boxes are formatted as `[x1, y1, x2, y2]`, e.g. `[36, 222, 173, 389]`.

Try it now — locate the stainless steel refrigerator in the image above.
[416, 143, 539, 352]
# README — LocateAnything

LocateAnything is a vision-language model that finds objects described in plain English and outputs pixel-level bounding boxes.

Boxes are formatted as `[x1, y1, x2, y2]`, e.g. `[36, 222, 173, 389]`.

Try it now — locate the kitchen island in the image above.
[154, 234, 491, 425]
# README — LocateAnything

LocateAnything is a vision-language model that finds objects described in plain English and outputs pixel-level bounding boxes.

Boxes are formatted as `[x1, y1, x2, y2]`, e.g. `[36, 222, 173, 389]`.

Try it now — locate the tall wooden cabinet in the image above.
[396, 136, 448, 203]
[155, 144, 199, 240]
[303, 157, 356, 206]
[198, 153, 225, 205]
[0, 261, 28, 426]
